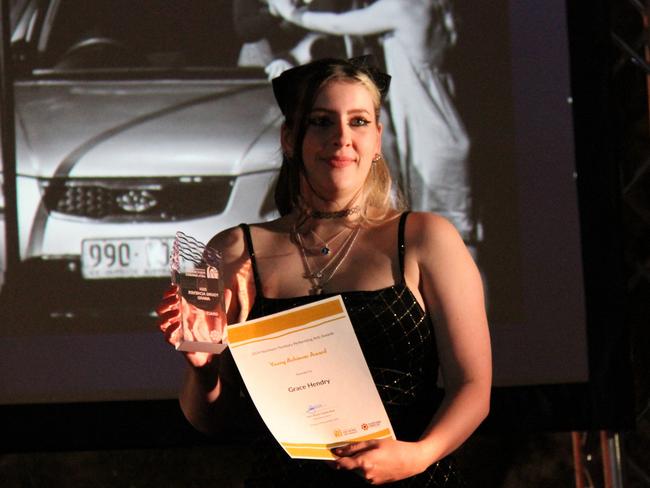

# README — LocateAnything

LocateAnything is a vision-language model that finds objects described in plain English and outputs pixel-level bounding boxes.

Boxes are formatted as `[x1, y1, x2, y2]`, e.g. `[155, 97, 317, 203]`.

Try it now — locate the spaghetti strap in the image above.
[398, 211, 410, 280]
[239, 223, 263, 294]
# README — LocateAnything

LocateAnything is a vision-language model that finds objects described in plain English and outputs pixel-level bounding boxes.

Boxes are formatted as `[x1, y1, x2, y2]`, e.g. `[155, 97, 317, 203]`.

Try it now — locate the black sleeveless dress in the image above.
[238, 212, 464, 487]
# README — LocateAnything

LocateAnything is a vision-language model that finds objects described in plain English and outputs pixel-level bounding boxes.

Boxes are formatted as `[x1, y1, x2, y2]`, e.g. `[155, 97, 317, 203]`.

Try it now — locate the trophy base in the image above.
[176, 340, 227, 354]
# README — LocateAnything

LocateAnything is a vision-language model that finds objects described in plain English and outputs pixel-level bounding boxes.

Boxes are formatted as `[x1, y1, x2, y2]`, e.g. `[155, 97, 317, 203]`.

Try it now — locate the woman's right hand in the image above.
[156, 285, 232, 368]
[265, 58, 294, 80]
[267, 0, 299, 22]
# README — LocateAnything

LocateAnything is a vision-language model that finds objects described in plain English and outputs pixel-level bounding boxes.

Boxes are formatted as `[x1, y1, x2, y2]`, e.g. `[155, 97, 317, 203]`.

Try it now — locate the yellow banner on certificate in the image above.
[226, 295, 395, 460]
[228, 299, 345, 346]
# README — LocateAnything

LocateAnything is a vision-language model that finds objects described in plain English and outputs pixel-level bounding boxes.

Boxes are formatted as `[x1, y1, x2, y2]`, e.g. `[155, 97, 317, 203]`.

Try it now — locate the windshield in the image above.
[22, 0, 241, 72]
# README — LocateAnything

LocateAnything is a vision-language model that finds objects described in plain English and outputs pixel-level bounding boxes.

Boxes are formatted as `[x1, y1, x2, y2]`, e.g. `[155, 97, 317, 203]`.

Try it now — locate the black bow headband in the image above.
[271, 56, 391, 117]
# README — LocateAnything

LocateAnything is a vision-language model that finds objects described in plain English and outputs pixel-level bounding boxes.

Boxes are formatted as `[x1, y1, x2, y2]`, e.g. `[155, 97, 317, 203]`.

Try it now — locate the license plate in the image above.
[81, 237, 175, 279]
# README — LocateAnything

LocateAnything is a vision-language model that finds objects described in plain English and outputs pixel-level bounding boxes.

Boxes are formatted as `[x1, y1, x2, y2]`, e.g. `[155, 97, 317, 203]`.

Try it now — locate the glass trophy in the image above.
[170, 231, 227, 353]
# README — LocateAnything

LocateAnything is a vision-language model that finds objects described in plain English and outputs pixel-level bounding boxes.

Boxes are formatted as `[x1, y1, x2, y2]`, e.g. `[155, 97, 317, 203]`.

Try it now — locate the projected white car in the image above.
[10, 0, 281, 296]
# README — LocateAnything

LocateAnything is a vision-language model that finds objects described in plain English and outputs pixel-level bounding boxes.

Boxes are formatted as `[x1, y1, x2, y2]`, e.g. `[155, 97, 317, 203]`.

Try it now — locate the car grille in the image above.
[41, 177, 234, 222]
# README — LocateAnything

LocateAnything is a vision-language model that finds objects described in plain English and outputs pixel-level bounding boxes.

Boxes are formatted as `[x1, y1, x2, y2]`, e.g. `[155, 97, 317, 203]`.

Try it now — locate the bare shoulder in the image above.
[405, 212, 483, 319]
[405, 211, 477, 280]
[405, 211, 465, 257]
[206, 218, 288, 264]
[207, 225, 247, 264]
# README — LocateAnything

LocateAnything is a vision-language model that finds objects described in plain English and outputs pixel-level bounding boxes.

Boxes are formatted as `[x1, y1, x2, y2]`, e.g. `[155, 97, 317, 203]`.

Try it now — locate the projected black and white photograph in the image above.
[0, 0, 591, 403]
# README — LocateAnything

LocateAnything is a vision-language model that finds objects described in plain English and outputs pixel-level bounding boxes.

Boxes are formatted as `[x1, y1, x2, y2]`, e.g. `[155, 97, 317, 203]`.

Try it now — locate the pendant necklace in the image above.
[294, 225, 361, 295]
[309, 227, 348, 256]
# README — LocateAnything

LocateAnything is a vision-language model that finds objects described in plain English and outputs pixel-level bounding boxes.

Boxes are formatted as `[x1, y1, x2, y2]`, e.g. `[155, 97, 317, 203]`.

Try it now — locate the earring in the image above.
[372, 153, 382, 164]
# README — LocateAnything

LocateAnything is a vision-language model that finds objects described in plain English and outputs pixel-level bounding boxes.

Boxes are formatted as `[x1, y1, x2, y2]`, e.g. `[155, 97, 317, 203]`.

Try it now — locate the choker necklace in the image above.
[310, 206, 360, 219]
[294, 225, 361, 295]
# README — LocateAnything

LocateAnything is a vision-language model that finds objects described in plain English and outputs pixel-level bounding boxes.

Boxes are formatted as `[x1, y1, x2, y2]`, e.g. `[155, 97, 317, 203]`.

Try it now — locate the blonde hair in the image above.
[274, 60, 406, 225]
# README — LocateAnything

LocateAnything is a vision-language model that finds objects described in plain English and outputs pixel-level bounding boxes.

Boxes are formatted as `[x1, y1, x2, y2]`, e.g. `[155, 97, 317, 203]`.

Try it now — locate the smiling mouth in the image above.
[323, 156, 356, 168]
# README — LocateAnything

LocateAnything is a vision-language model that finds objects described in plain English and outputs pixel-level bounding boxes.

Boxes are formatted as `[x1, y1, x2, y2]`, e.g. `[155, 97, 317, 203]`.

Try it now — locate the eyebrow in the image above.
[309, 108, 372, 116]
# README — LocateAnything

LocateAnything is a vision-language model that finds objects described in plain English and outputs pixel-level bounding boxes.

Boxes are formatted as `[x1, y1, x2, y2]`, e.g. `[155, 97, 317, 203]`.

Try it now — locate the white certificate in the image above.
[226, 295, 395, 460]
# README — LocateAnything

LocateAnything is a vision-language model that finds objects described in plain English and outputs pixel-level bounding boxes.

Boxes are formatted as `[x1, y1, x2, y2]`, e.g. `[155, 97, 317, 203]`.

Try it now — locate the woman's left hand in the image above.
[330, 438, 430, 485]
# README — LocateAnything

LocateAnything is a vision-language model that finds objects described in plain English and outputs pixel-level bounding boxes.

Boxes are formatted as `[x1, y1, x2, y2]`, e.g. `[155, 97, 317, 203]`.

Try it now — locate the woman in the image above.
[157, 57, 490, 486]
[266, 0, 473, 241]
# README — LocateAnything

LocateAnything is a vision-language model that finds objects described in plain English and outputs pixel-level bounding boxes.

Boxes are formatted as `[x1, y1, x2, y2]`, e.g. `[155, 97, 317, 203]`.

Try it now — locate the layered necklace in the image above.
[293, 223, 361, 295]
[307, 227, 347, 256]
